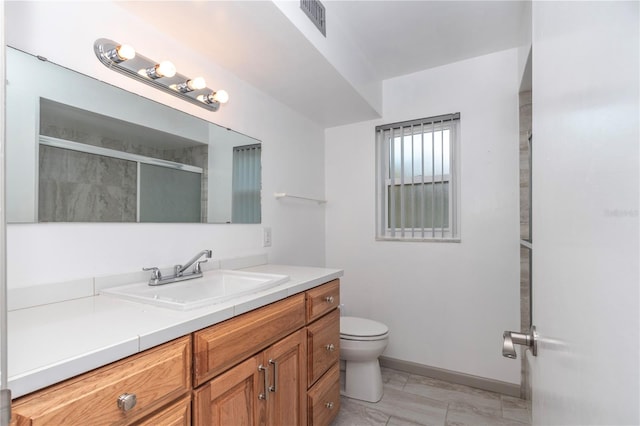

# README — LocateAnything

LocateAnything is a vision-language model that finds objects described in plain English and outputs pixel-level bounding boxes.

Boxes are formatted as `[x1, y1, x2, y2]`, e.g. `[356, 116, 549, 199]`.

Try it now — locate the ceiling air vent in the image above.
[300, 0, 326, 37]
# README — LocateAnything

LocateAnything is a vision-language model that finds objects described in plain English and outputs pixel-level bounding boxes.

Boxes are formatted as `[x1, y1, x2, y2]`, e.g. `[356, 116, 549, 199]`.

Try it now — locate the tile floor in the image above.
[331, 367, 531, 426]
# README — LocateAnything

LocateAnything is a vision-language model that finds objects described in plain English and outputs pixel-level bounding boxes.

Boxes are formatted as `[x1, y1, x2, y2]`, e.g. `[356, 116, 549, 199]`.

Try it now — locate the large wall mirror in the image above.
[6, 47, 262, 224]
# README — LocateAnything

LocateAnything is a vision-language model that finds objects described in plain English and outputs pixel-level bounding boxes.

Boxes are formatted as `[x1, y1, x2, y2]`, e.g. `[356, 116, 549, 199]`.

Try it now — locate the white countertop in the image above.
[8, 264, 343, 398]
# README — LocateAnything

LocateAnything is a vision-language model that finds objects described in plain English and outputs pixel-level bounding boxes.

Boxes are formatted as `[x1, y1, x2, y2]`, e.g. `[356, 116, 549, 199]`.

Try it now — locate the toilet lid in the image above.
[340, 316, 389, 338]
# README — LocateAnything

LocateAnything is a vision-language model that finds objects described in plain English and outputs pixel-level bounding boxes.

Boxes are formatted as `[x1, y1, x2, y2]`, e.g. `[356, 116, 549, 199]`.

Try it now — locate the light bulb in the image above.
[187, 77, 206, 91]
[212, 90, 229, 104]
[156, 60, 176, 78]
[144, 60, 177, 79]
[116, 44, 136, 61]
[198, 90, 229, 106]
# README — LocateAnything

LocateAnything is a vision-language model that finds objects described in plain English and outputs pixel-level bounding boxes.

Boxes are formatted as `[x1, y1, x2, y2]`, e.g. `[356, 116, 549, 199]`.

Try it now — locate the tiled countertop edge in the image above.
[9, 338, 140, 399]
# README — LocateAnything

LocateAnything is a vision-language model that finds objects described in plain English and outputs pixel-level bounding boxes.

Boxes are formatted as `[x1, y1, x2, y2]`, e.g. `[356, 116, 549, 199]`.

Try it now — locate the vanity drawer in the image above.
[11, 336, 191, 426]
[306, 279, 340, 323]
[307, 363, 340, 426]
[135, 395, 191, 426]
[307, 308, 340, 388]
[193, 293, 305, 386]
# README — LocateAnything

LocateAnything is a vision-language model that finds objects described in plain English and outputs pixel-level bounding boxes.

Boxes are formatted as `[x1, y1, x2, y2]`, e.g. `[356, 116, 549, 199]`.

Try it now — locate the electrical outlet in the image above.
[263, 227, 272, 247]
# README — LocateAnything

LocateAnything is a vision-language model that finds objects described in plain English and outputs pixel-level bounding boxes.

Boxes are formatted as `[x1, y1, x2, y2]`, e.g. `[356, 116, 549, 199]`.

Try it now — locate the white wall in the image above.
[325, 49, 521, 384]
[5, 1, 326, 287]
[273, 0, 382, 116]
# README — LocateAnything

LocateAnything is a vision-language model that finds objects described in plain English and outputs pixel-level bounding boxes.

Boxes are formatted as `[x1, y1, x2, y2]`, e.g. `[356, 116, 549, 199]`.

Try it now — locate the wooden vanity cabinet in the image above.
[307, 309, 340, 388]
[10, 336, 191, 426]
[193, 279, 341, 426]
[193, 354, 264, 426]
[305, 279, 340, 323]
[265, 328, 308, 426]
[307, 364, 340, 426]
[10, 278, 341, 426]
[135, 395, 191, 426]
[192, 294, 307, 426]
[305, 280, 341, 426]
[192, 329, 307, 426]
[193, 293, 306, 387]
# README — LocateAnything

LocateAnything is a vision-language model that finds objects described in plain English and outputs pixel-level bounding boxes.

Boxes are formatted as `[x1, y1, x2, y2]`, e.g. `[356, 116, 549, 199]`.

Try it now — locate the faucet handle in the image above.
[143, 267, 162, 281]
[174, 264, 183, 277]
[193, 259, 208, 274]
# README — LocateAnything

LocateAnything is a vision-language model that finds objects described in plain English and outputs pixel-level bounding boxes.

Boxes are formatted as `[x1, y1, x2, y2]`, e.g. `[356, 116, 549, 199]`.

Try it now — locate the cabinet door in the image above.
[264, 329, 307, 426]
[193, 355, 266, 426]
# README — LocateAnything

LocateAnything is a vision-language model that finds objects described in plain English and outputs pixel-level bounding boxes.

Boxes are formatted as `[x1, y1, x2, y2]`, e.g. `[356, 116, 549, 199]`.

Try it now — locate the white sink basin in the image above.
[100, 269, 290, 310]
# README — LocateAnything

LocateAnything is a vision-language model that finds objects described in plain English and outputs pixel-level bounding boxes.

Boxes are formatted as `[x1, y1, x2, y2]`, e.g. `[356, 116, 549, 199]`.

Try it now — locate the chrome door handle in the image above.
[325, 295, 334, 304]
[269, 359, 278, 393]
[325, 343, 335, 352]
[502, 326, 538, 359]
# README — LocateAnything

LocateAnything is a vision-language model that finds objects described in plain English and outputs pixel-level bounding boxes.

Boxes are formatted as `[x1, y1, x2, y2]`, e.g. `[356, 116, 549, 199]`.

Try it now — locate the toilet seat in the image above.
[340, 316, 389, 341]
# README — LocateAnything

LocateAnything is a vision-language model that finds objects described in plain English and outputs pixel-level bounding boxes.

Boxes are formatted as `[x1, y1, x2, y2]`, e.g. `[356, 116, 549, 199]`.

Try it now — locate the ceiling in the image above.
[119, 1, 527, 128]
[329, 1, 526, 80]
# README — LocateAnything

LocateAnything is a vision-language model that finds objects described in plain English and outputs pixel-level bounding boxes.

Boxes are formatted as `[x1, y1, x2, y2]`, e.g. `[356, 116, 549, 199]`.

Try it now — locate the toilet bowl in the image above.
[340, 316, 389, 403]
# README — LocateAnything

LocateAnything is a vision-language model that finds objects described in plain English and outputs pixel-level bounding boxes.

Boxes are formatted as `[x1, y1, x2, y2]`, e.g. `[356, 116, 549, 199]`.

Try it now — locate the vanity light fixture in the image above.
[94, 38, 228, 111]
[198, 90, 229, 105]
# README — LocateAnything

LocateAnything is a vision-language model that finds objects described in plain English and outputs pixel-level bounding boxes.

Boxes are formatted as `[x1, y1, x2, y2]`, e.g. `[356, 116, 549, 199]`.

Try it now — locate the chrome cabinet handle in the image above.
[325, 295, 334, 304]
[268, 359, 278, 393]
[325, 343, 335, 352]
[325, 401, 334, 409]
[258, 364, 269, 400]
[117, 393, 137, 412]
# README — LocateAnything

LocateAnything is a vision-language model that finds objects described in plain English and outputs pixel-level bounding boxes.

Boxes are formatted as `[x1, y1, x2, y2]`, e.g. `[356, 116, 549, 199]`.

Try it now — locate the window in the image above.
[232, 144, 262, 223]
[375, 113, 460, 241]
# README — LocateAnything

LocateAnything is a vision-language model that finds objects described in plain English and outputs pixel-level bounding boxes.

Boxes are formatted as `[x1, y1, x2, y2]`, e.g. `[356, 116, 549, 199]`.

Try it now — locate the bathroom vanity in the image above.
[7, 263, 341, 425]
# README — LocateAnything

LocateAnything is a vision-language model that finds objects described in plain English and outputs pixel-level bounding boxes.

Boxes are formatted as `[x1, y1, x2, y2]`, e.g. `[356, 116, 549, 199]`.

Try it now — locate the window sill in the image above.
[376, 236, 461, 243]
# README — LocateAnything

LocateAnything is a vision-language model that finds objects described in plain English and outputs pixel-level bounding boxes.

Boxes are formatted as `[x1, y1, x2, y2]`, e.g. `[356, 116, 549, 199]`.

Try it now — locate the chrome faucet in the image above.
[174, 249, 213, 277]
[143, 249, 213, 286]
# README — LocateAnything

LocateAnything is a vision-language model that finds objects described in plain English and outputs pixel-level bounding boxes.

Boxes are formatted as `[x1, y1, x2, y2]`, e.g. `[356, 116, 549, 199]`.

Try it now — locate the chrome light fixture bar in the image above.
[94, 38, 228, 112]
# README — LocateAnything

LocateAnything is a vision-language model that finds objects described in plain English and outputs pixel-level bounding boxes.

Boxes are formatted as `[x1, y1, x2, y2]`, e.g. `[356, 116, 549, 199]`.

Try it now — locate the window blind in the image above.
[376, 113, 460, 241]
[232, 144, 261, 224]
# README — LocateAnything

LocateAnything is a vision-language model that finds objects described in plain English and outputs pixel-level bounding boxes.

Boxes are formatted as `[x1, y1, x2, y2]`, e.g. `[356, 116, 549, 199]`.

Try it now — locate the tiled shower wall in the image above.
[39, 145, 138, 222]
[39, 117, 208, 222]
[519, 90, 532, 400]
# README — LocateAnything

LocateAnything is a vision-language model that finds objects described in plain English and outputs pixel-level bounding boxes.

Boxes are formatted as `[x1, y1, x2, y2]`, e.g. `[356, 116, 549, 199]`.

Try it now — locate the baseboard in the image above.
[379, 356, 521, 398]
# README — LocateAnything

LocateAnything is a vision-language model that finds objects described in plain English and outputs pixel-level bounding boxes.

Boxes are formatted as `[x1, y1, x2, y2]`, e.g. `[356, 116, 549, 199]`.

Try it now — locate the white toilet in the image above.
[339, 316, 389, 403]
